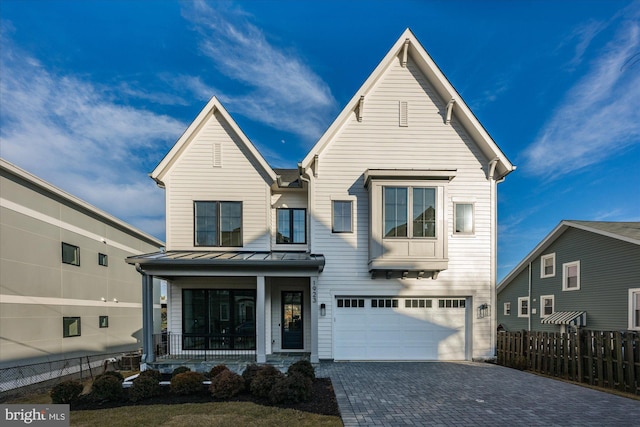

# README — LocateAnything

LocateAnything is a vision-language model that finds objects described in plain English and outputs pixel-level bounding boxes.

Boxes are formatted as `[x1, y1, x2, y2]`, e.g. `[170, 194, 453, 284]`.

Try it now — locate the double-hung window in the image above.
[194, 201, 242, 247]
[562, 261, 580, 291]
[384, 186, 436, 238]
[276, 208, 306, 244]
[629, 289, 640, 331]
[518, 297, 529, 318]
[332, 200, 353, 233]
[503, 302, 511, 316]
[540, 295, 554, 318]
[541, 253, 555, 278]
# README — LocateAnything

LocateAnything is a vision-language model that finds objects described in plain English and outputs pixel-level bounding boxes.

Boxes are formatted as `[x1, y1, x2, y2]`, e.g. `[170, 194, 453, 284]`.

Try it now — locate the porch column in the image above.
[310, 275, 319, 363]
[256, 276, 266, 363]
[142, 273, 155, 363]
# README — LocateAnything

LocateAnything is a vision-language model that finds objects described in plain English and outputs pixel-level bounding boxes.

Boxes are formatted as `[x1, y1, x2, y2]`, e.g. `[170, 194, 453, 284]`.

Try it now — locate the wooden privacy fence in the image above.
[497, 330, 640, 395]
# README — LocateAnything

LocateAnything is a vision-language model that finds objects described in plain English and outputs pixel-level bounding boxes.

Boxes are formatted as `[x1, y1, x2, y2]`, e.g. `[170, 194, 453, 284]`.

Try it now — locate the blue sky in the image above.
[1, 0, 639, 281]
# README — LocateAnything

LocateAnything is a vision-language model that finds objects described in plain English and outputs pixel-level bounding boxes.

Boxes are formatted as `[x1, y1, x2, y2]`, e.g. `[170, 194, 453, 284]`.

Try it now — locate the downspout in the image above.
[488, 158, 498, 359]
[299, 163, 314, 254]
[528, 261, 532, 332]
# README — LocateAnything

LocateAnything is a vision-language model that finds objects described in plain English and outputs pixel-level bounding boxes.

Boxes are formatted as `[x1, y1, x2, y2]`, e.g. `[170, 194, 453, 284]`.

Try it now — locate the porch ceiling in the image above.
[127, 250, 325, 277]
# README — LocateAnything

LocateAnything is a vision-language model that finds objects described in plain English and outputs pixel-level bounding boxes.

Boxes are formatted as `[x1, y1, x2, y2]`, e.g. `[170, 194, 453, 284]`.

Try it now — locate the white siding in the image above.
[313, 57, 494, 360]
[164, 111, 271, 251]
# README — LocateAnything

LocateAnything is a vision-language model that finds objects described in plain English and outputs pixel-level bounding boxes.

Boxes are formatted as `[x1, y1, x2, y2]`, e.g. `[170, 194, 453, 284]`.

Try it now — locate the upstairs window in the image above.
[563, 261, 580, 291]
[276, 208, 306, 244]
[98, 253, 108, 266]
[62, 243, 80, 266]
[194, 201, 242, 247]
[454, 203, 474, 234]
[332, 200, 353, 233]
[384, 186, 436, 238]
[63, 317, 81, 337]
[541, 253, 555, 278]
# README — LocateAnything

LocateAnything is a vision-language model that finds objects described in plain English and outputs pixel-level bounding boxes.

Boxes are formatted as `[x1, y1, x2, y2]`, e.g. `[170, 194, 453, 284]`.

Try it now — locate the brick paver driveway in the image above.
[317, 361, 640, 426]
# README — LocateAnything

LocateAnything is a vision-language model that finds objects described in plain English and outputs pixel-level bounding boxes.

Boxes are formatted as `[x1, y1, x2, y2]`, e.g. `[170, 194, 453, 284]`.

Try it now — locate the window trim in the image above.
[540, 253, 556, 278]
[629, 288, 640, 331]
[540, 295, 554, 318]
[518, 297, 529, 318]
[562, 261, 581, 291]
[453, 202, 475, 235]
[193, 201, 243, 247]
[276, 208, 307, 244]
[383, 185, 437, 239]
[61, 242, 80, 266]
[331, 200, 353, 233]
[63, 317, 81, 337]
[503, 302, 511, 316]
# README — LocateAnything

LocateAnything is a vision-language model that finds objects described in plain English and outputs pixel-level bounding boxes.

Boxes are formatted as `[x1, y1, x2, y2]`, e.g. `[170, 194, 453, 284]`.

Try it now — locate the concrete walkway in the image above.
[316, 361, 640, 427]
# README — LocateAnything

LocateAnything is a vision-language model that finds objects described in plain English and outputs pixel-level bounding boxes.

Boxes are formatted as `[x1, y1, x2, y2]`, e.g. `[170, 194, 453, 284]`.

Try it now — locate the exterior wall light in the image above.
[477, 303, 489, 319]
[320, 303, 326, 317]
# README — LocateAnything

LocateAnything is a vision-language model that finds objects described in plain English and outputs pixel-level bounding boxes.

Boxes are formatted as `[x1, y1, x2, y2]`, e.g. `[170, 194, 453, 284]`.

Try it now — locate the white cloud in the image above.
[181, 0, 338, 141]
[0, 35, 183, 239]
[522, 9, 640, 180]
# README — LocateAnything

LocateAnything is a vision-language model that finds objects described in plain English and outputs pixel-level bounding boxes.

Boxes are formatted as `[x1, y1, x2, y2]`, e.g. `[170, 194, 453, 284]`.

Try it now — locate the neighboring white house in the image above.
[0, 158, 164, 371]
[128, 28, 514, 364]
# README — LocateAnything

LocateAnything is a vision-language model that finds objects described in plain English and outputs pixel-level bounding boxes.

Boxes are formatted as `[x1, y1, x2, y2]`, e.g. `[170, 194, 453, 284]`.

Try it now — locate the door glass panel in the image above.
[282, 291, 303, 349]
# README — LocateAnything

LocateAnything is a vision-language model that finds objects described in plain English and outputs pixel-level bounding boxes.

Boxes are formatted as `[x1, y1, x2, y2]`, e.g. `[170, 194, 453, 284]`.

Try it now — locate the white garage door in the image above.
[334, 297, 468, 361]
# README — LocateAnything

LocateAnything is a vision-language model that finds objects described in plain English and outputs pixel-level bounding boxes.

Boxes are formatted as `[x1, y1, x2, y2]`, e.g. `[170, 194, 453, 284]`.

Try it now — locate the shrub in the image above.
[242, 364, 261, 389]
[138, 369, 162, 382]
[91, 375, 123, 401]
[170, 371, 205, 395]
[270, 372, 313, 404]
[50, 380, 84, 404]
[209, 370, 244, 399]
[287, 360, 315, 380]
[250, 365, 284, 399]
[129, 374, 162, 402]
[94, 371, 124, 382]
[208, 364, 229, 379]
[171, 366, 191, 378]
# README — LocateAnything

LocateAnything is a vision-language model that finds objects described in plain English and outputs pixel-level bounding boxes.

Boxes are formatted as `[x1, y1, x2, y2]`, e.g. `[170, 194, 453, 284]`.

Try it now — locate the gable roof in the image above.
[300, 28, 514, 180]
[151, 96, 277, 187]
[497, 220, 640, 291]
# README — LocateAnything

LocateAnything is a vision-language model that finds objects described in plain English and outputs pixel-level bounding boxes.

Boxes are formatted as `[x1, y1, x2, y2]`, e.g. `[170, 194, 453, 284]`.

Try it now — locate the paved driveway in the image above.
[317, 361, 640, 426]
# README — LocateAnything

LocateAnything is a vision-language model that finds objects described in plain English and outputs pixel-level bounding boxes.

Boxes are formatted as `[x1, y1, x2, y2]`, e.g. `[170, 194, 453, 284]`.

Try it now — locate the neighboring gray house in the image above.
[0, 158, 164, 372]
[497, 221, 640, 334]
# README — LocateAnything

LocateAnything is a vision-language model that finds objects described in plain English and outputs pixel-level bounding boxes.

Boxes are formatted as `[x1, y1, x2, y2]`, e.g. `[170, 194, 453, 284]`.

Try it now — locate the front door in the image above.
[282, 291, 303, 349]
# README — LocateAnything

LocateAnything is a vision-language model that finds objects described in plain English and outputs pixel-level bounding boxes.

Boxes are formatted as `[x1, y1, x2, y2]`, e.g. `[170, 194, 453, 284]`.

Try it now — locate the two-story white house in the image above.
[127, 29, 514, 365]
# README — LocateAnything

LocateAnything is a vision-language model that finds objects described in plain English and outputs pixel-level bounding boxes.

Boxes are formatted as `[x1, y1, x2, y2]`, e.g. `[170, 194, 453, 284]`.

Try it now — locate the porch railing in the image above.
[153, 333, 256, 361]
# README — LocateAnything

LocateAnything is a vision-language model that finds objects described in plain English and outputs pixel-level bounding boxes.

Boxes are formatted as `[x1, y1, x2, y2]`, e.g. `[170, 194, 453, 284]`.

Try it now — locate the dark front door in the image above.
[282, 291, 303, 349]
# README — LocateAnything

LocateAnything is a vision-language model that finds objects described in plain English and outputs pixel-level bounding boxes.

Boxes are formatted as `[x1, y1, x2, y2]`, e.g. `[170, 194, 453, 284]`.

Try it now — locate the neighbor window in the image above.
[384, 186, 436, 238]
[62, 243, 80, 266]
[563, 261, 580, 291]
[194, 201, 242, 247]
[541, 253, 555, 278]
[99, 316, 109, 328]
[540, 295, 554, 318]
[504, 302, 511, 316]
[454, 203, 474, 234]
[276, 208, 306, 244]
[98, 253, 108, 266]
[63, 317, 81, 337]
[518, 297, 529, 318]
[629, 289, 640, 331]
[332, 200, 353, 233]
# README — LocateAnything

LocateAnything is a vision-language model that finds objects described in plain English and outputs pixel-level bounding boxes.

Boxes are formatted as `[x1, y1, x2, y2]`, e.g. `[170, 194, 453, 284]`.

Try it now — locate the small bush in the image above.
[209, 370, 244, 399]
[250, 365, 284, 399]
[270, 372, 313, 404]
[170, 371, 205, 395]
[138, 369, 162, 382]
[208, 364, 229, 379]
[171, 366, 191, 378]
[129, 374, 162, 402]
[242, 364, 261, 389]
[50, 380, 84, 404]
[287, 360, 315, 380]
[94, 371, 124, 383]
[91, 375, 123, 401]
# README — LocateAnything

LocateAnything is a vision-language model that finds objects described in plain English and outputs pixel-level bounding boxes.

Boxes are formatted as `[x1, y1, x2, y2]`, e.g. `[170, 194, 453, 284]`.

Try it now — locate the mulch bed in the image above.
[71, 378, 340, 417]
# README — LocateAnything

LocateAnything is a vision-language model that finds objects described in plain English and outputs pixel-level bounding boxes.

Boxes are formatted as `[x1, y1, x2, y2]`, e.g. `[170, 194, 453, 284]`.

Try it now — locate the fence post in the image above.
[614, 331, 624, 392]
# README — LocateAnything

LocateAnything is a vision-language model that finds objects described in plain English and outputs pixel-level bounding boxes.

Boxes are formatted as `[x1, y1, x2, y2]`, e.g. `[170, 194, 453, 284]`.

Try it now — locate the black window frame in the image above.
[383, 186, 437, 239]
[194, 201, 243, 247]
[98, 253, 108, 266]
[63, 317, 81, 337]
[276, 208, 307, 244]
[61, 243, 80, 266]
[99, 315, 109, 328]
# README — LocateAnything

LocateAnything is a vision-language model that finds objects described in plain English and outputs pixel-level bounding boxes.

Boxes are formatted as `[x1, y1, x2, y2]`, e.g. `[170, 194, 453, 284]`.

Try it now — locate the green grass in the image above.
[70, 402, 342, 427]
